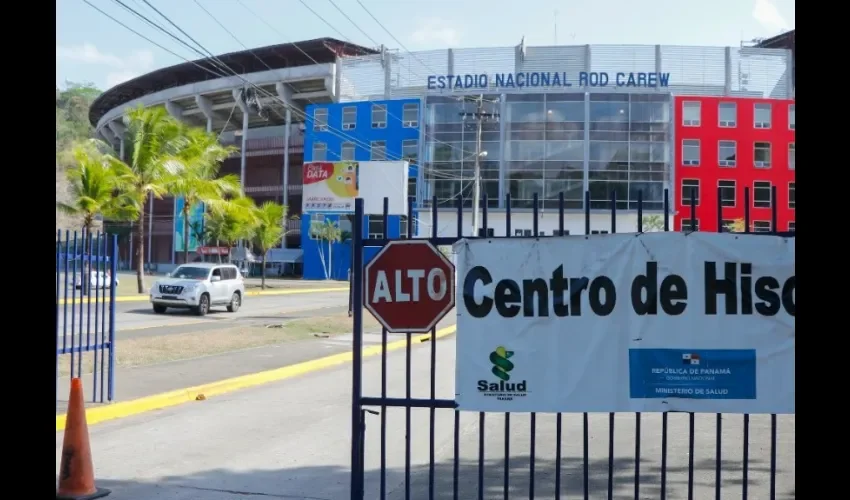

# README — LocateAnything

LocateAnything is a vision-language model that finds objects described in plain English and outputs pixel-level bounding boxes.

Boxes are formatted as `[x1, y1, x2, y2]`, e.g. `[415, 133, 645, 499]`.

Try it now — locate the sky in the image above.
[56, 0, 795, 91]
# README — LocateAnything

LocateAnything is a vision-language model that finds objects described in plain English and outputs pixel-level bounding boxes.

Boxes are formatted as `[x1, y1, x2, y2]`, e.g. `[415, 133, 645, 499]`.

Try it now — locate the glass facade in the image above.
[422, 93, 672, 211]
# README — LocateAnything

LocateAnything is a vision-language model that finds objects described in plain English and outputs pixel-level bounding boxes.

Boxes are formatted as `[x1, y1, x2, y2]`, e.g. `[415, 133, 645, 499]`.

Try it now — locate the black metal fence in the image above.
[349, 187, 793, 500]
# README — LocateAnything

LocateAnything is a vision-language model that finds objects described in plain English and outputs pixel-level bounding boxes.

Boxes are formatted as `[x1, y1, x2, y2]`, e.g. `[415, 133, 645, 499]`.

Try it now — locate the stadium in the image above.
[90, 36, 795, 279]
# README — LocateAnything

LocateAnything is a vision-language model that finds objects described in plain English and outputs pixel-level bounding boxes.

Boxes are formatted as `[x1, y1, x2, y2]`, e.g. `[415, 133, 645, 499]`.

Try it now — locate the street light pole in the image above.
[460, 95, 499, 237]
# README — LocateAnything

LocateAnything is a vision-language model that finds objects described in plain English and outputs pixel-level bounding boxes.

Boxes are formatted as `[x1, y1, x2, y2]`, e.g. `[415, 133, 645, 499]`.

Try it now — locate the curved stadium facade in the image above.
[91, 37, 795, 278]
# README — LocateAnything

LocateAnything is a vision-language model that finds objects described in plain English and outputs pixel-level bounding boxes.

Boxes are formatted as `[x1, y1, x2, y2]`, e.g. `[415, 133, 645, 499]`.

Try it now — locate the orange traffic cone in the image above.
[57, 378, 110, 500]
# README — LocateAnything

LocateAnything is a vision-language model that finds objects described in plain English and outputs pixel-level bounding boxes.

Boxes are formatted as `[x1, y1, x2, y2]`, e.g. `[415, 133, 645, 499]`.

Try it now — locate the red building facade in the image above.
[674, 96, 795, 232]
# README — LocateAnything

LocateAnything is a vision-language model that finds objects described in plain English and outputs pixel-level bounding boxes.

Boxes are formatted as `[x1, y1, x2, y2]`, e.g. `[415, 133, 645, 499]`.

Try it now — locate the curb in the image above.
[56, 324, 457, 431]
[57, 286, 349, 306]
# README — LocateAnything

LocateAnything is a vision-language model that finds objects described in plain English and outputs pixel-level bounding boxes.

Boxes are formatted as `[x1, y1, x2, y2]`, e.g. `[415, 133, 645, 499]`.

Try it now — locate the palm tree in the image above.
[312, 219, 343, 280]
[252, 202, 287, 289]
[56, 140, 137, 233]
[641, 215, 665, 232]
[122, 105, 188, 293]
[204, 197, 258, 263]
[164, 126, 240, 264]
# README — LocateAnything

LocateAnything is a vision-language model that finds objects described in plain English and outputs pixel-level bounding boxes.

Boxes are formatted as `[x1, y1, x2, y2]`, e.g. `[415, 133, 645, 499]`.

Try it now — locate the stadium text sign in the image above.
[454, 232, 795, 414]
[426, 71, 671, 91]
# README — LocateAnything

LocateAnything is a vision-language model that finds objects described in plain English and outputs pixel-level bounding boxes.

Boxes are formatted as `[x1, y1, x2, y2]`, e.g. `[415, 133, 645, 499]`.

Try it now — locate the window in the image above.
[682, 218, 699, 232]
[753, 181, 772, 208]
[681, 179, 700, 206]
[788, 222, 795, 232]
[370, 141, 386, 160]
[754, 142, 771, 167]
[682, 139, 700, 166]
[407, 176, 417, 204]
[754, 103, 772, 128]
[788, 143, 795, 170]
[788, 182, 795, 209]
[752, 221, 771, 233]
[682, 101, 701, 126]
[718, 141, 736, 167]
[402, 103, 419, 127]
[313, 108, 328, 131]
[590, 230, 610, 235]
[477, 228, 495, 237]
[719, 102, 737, 127]
[721, 219, 736, 233]
[367, 215, 385, 239]
[399, 215, 409, 239]
[312, 142, 327, 161]
[371, 104, 387, 128]
[402, 139, 418, 163]
[341, 142, 355, 161]
[719, 180, 736, 207]
[309, 214, 325, 240]
[342, 107, 357, 130]
[789, 104, 795, 130]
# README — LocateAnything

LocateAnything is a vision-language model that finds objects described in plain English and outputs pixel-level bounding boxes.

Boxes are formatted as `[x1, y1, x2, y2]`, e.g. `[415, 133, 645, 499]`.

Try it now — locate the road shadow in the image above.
[82, 453, 793, 500]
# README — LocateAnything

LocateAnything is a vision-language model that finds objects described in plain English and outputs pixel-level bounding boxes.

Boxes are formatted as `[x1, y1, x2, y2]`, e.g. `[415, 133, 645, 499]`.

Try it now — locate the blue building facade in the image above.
[301, 98, 421, 280]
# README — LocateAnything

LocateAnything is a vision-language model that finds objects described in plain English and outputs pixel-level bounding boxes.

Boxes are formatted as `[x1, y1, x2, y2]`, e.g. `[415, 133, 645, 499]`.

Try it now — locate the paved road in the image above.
[56, 291, 350, 339]
[56, 335, 795, 500]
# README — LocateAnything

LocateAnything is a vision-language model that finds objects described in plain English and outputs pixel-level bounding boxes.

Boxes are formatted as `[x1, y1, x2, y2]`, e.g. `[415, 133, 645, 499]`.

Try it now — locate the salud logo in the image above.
[490, 346, 514, 380]
[477, 345, 528, 401]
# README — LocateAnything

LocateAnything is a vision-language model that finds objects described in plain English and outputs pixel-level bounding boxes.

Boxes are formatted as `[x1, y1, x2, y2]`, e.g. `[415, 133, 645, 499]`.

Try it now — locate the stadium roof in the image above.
[89, 37, 377, 127]
[755, 30, 794, 50]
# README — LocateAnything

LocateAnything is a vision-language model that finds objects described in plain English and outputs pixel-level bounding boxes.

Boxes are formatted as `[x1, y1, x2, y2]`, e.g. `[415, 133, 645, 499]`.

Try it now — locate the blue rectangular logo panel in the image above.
[629, 349, 757, 400]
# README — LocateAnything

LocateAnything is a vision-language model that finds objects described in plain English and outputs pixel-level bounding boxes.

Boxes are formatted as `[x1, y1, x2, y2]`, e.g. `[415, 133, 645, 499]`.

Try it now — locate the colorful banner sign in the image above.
[173, 197, 205, 253]
[454, 232, 795, 414]
[302, 161, 409, 215]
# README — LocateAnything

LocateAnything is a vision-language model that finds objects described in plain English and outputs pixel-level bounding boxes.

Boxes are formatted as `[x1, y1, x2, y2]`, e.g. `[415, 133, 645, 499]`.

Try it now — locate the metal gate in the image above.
[349, 188, 793, 500]
[56, 230, 119, 410]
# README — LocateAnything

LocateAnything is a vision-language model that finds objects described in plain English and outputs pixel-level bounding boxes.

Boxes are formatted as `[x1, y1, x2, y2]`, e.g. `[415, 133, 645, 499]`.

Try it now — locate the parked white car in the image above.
[149, 263, 245, 316]
[75, 271, 118, 290]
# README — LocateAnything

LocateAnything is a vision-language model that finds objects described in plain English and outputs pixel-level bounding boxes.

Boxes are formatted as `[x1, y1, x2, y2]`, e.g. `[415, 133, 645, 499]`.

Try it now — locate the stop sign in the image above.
[364, 240, 456, 333]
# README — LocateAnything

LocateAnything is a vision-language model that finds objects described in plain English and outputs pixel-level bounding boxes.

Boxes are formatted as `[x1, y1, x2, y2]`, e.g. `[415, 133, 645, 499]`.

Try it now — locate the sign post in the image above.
[364, 240, 456, 333]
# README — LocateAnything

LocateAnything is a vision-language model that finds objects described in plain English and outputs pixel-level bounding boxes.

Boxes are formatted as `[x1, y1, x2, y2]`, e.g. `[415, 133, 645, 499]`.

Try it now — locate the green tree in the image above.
[164, 126, 240, 264]
[252, 202, 287, 289]
[311, 219, 342, 280]
[122, 105, 189, 293]
[204, 197, 258, 263]
[641, 214, 665, 232]
[56, 140, 137, 232]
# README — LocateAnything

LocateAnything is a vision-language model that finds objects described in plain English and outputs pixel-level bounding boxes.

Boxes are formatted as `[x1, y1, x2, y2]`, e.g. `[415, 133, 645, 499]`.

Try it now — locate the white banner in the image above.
[454, 232, 795, 414]
[302, 161, 408, 214]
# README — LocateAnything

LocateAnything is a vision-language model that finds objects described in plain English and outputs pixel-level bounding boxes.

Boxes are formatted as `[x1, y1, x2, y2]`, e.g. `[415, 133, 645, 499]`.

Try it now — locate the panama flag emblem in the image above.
[682, 353, 700, 365]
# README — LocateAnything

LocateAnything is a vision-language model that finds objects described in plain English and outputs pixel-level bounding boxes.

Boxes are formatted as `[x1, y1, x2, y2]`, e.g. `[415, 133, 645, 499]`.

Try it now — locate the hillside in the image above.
[56, 82, 101, 231]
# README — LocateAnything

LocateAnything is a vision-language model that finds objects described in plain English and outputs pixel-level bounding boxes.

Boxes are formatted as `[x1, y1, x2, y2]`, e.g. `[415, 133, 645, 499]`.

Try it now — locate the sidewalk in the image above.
[56, 317, 456, 416]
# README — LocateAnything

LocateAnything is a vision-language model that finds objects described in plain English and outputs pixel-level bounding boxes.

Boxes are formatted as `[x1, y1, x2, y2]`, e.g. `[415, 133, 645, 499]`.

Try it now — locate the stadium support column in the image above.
[282, 108, 291, 248]
[232, 89, 250, 196]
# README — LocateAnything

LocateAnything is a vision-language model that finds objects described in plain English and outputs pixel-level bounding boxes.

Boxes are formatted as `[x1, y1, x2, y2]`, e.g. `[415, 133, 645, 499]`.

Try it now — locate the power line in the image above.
[354, 0, 440, 74]
[325, 0, 381, 48]
[192, 0, 272, 70]
[296, 0, 349, 41]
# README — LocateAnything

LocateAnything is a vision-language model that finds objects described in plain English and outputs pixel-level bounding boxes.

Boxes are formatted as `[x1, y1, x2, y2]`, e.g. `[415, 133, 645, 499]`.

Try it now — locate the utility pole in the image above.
[460, 95, 499, 236]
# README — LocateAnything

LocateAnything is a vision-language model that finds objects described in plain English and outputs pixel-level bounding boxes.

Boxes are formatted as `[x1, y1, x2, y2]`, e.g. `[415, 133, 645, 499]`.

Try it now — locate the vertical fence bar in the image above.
[661, 189, 670, 500]
[478, 195, 488, 500]
[380, 212, 389, 500]
[555, 192, 564, 500]
[85, 233, 93, 379]
[529, 193, 539, 500]
[583, 192, 591, 500]
[70, 231, 78, 379]
[427, 194, 436, 500]
[503, 193, 511, 500]
[78, 230, 87, 378]
[350, 198, 365, 500]
[769, 186, 778, 500]
[107, 235, 118, 402]
[608, 191, 616, 500]
[453, 194, 463, 500]
[56, 230, 62, 410]
[99, 235, 107, 403]
[63, 230, 70, 362]
[92, 233, 101, 403]
[742, 186, 751, 500]
[715, 189, 723, 499]
[687, 189, 696, 500]
[635, 190, 643, 500]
